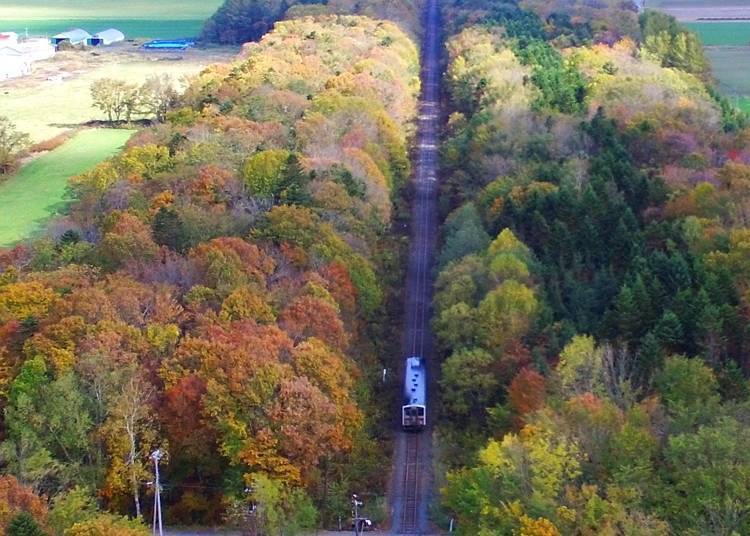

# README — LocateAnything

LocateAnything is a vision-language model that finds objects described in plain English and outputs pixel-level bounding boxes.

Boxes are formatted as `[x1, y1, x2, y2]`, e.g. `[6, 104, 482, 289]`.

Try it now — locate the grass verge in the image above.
[0, 128, 134, 247]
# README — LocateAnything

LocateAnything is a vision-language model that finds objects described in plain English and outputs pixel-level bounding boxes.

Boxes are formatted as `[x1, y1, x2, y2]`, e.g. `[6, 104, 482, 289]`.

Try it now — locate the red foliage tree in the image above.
[99, 213, 159, 269]
[320, 261, 358, 318]
[279, 295, 348, 350]
[0, 475, 48, 532]
[507, 367, 546, 427]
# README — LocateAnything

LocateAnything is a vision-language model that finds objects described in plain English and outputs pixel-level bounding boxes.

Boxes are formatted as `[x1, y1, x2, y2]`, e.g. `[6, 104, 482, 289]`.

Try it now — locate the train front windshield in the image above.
[402, 405, 426, 428]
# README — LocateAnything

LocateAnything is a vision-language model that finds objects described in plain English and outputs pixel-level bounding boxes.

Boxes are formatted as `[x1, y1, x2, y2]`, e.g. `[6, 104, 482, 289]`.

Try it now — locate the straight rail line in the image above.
[394, 0, 442, 532]
[401, 434, 421, 533]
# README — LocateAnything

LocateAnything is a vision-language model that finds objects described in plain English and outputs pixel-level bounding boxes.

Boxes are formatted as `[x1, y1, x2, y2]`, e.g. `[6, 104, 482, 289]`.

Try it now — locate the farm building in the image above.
[16, 38, 56, 62]
[0, 47, 31, 80]
[51, 28, 91, 47]
[0, 32, 19, 45]
[0, 32, 56, 81]
[88, 29, 125, 46]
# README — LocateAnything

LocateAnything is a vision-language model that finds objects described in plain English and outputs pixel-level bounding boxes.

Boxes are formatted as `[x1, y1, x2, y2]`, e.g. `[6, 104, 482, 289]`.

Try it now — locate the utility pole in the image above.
[243, 486, 257, 535]
[352, 494, 366, 535]
[151, 449, 164, 536]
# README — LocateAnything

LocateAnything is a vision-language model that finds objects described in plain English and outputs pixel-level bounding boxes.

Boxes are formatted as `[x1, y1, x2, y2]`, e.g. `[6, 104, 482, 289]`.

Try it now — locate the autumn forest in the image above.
[1, 0, 750, 534]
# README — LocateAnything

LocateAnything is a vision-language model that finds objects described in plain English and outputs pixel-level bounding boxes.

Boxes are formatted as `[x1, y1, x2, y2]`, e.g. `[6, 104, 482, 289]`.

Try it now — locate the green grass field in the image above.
[0, 55, 229, 144]
[0, 129, 134, 246]
[685, 22, 750, 46]
[0, 0, 224, 39]
[706, 47, 750, 96]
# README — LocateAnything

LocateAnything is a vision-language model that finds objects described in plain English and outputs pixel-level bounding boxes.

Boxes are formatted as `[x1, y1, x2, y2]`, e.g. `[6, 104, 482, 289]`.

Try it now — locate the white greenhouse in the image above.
[88, 28, 125, 46]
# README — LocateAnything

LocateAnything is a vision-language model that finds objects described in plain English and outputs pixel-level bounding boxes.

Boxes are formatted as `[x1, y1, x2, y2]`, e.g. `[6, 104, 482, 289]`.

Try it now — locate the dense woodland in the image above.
[0, 7, 421, 534]
[202, 0, 423, 43]
[435, 1, 750, 535]
[4, 0, 750, 534]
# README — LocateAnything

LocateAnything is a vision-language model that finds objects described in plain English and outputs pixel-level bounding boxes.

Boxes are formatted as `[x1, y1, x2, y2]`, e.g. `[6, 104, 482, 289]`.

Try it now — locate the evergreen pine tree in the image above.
[655, 310, 684, 352]
[717, 360, 749, 402]
[637, 331, 664, 386]
[616, 285, 640, 345]
[152, 206, 188, 253]
[277, 153, 311, 206]
[7, 512, 45, 536]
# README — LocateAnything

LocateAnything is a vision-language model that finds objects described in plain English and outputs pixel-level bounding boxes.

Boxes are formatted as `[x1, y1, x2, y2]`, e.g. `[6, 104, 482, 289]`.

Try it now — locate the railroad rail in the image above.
[401, 434, 421, 533]
[391, 0, 441, 531]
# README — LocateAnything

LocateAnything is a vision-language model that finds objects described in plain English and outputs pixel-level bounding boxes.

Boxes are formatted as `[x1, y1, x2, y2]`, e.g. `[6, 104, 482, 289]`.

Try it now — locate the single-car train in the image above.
[401, 356, 426, 430]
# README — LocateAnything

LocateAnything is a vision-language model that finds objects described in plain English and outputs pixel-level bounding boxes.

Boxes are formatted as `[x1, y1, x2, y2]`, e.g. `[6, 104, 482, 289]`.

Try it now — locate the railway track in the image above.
[401, 434, 421, 533]
[392, 0, 441, 532]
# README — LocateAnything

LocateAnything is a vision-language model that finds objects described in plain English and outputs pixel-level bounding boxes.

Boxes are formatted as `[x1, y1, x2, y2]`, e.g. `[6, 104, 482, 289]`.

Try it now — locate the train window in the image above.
[418, 408, 424, 416]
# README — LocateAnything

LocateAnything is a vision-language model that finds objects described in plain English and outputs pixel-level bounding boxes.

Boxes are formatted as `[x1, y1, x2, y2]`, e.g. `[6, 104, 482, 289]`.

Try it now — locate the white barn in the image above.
[52, 28, 91, 47]
[0, 47, 31, 80]
[0, 33, 55, 81]
[88, 28, 125, 46]
[17, 38, 56, 61]
[0, 32, 19, 45]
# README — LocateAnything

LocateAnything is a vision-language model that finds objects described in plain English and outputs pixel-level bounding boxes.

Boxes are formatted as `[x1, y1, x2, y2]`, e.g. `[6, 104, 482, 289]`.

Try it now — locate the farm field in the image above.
[653, 1, 750, 24]
[706, 47, 750, 105]
[651, 2, 750, 114]
[0, 129, 134, 246]
[0, 47, 236, 143]
[699, 48, 750, 112]
[649, 0, 750, 4]
[685, 22, 750, 46]
[0, 0, 224, 39]
[2, 19, 207, 40]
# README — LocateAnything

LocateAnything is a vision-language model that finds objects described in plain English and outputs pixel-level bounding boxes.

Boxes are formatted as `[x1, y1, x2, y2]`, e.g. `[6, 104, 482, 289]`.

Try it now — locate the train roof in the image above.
[403, 356, 426, 406]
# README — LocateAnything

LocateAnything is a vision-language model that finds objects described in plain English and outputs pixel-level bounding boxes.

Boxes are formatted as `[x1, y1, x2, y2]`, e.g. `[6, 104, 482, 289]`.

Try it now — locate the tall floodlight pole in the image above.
[151, 449, 164, 536]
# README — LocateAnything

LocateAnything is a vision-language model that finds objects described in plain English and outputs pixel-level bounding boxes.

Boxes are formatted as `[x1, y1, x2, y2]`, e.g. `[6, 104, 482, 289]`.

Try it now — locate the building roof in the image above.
[91, 28, 125, 43]
[0, 45, 24, 56]
[52, 29, 91, 42]
[16, 38, 56, 60]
